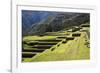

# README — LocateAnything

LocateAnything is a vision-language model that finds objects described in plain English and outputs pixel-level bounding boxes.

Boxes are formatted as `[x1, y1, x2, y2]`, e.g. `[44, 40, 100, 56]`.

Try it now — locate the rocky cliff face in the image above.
[46, 13, 89, 32]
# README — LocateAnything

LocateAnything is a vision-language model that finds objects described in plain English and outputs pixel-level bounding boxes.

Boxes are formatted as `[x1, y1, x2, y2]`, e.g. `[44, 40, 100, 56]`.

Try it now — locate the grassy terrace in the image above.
[22, 24, 90, 62]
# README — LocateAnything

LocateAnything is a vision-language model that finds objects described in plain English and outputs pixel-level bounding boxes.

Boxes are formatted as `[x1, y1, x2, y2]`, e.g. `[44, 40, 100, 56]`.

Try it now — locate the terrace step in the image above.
[36, 39, 62, 42]
[57, 36, 67, 39]
[44, 34, 69, 36]
[27, 41, 58, 46]
[23, 48, 45, 52]
[32, 45, 53, 49]
[37, 42, 58, 45]
[72, 33, 81, 37]
[22, 52, 38, 58]
[66, 37, 74, 40]
[80, 24, 90, 27]
[27, 41, 38, 46]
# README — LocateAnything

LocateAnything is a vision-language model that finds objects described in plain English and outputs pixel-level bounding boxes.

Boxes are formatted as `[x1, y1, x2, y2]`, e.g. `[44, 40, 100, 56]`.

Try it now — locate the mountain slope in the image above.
[22, 10, 56, 35]
[22, 11, 90, 36]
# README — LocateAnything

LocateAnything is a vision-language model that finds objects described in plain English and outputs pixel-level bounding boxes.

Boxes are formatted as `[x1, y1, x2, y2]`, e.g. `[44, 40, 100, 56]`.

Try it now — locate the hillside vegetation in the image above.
[22, 11, 90, 62]
[22, 23, 90, 62]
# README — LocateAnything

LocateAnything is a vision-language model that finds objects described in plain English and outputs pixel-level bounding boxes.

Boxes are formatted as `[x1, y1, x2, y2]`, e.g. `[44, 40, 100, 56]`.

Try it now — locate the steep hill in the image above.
[22, 11, 90, 36]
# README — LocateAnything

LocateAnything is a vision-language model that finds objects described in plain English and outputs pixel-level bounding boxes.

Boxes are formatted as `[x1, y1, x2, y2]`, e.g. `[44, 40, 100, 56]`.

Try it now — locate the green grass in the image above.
[23, 32, 90, 62]
[22, 25, 90, 62]
[33, 33, 88, 61]
[23, 36, 57, 41]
